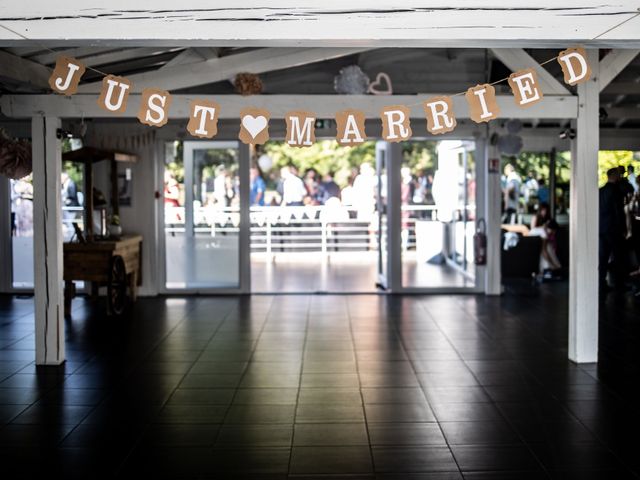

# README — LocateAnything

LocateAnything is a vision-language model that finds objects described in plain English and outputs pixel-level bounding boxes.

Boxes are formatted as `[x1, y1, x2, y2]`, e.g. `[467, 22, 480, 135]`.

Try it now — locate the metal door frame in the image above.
[158, 140, 250, 294]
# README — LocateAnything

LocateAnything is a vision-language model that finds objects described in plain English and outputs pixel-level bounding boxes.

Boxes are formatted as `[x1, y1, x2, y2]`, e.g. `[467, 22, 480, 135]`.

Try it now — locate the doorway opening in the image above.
[160, 138, 478, 294]
[163, 141, 241, 291]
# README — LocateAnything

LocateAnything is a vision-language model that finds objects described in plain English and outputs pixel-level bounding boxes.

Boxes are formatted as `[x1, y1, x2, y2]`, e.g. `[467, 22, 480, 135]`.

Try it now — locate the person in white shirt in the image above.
[280, 166, 307, 206]
[353, 162, 376, 220]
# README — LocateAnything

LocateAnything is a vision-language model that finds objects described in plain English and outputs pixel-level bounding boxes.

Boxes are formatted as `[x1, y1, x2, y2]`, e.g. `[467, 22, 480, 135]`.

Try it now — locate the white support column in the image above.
[31, 116, 65, 365]
[238, 142, 251, 294]
[484, 128, 502, 295]
[386, 142, 403, 293]
[569, 49, 600, 364]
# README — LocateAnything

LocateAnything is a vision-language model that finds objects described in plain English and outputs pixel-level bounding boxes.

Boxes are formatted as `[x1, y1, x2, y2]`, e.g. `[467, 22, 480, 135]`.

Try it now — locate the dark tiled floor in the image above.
[0, 284, 639, 479]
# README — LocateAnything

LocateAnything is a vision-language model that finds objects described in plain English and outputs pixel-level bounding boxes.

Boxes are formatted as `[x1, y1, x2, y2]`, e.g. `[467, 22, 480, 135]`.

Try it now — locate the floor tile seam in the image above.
[388, 299, 463, 475]
[346, 297, 399, 476]
[287, 296, 312, 475]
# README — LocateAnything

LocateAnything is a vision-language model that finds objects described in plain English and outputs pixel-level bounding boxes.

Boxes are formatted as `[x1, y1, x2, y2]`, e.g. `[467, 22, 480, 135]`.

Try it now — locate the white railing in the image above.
[164, 204, 476, 255]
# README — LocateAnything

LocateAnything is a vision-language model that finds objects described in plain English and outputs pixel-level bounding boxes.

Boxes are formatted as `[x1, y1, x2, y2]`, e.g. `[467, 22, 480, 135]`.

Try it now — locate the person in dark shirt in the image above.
[599, 167, 626, 292]
[318, 171, 341, 205]
[618, 165, 635, 201]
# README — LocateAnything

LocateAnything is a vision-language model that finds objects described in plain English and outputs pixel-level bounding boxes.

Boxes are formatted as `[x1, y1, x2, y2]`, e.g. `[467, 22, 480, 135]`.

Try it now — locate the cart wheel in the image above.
[108, 255, 128, 316]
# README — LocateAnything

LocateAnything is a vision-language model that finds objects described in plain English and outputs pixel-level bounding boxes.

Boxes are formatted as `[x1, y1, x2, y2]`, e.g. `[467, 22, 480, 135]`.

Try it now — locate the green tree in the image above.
[262, 140, 438, 187]
[597, 150, 635, 186]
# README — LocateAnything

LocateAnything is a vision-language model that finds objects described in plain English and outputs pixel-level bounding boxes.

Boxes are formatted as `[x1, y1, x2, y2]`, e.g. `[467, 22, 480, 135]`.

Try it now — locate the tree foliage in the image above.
[597, 150, 637, 186]
[262, 140, 438, 187]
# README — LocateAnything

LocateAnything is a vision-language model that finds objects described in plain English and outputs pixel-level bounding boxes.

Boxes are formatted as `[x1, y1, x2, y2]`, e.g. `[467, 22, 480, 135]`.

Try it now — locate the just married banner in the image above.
[48, 47, 591, 147]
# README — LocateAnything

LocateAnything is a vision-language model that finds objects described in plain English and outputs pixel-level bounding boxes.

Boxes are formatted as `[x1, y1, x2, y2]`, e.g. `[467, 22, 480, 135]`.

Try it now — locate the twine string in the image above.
[0, 8, 638, 115]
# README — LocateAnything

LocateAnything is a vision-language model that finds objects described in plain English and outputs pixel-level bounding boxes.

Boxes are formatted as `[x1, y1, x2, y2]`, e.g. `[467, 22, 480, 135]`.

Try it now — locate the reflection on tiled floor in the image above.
[251, 251, 473, 292]
[0, 285, 638, 478]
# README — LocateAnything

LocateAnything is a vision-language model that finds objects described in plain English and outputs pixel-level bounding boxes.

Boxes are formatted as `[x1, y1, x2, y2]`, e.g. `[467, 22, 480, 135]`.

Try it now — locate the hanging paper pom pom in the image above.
[0, 130, 32, 180]
[334, 65, 370, 95]
[257, 154, 273, 172]
[234, 73, 263, 96]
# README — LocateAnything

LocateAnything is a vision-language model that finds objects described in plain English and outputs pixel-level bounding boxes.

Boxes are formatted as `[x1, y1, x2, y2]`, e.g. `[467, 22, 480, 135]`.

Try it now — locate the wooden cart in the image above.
[61, 147, 141, 318]
[64, 235, 142, 317]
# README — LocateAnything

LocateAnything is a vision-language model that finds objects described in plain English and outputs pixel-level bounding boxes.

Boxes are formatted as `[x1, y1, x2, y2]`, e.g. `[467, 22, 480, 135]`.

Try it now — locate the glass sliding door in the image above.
[163, 141, 247, 292]
[401, 139, 477, 290]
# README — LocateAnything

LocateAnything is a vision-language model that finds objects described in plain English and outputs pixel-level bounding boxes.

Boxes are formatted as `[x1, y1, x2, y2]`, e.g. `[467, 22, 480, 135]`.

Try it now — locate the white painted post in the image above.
[238, 142, 251, 293]
[387, 142, 402, 292]
[569, 49, 599, 364]
[473, 135, 486, 292]
[266, 220, 272, 260]
[31, 116, 65, 365]
[483, 129, 502, 295]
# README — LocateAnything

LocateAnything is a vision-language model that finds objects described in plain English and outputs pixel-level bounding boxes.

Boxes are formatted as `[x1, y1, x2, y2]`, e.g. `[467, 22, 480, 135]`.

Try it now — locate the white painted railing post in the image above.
[569, 49, 599, 364]
[266, 221, 272, 260]
[321, 219, 327, 260]
[31, 116, 65, 365]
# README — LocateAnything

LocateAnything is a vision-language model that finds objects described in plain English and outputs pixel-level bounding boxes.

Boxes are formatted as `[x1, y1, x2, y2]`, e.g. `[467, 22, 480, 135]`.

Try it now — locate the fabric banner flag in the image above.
[380, 105, 412, 142]
[557, 47, 591, 86]
[97, 75, 132, 115]
[48, 56, 85, 96]
[137, 88, 172, 128]
[423, 96, 456, 135]
[187, 100, 220, 138]
[508, 69, 543, 108]
[239, 108, 271, 145]
[285, 111, 316, 148]
[335, 110, 367, 146]
[465, 84, 500, 124]
[42, 45, 590, 144]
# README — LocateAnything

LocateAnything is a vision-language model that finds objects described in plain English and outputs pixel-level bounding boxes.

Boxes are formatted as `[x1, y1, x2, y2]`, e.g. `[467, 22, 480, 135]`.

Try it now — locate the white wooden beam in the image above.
[490, 48, 570, 95]
[569, 49, 599, 364]
[28, 47, 114, 66]
[599, 49, 640, 92]
[77, 47, 367, 93]
[601, 106, 640, 118]
[31, 116, 65, 365]
[160, 48, 220, 71]
[0, 50, 50, 90]
[1, 2, 640, 47]
[160, 48, 204, 69]
[80, 47, 183, 68]
[0, 94, 579, 119]
[601, 80, 640, 95]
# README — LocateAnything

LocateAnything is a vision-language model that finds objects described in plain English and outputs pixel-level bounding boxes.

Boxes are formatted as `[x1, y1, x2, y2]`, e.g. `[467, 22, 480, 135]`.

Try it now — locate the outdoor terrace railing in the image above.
[163, 204, 476, 255]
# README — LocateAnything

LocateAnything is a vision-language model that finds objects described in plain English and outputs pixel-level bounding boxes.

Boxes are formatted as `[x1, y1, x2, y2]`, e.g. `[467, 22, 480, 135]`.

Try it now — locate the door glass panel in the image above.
[11, 176, 34, 288]
[164, 141, 240, 290]
[10, 159, 85, 289]
[402, 140, 476, 288]
[375, 142, 388, 288]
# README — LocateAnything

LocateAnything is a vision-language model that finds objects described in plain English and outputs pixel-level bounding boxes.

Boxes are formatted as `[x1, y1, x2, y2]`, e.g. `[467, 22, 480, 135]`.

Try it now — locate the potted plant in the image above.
[109, 214, 122, 239]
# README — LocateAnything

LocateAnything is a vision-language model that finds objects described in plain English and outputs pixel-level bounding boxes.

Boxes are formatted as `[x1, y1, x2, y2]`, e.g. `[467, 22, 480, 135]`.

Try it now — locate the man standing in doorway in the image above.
[599, 167, 626, 293]
[280, 165, 307, 206]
